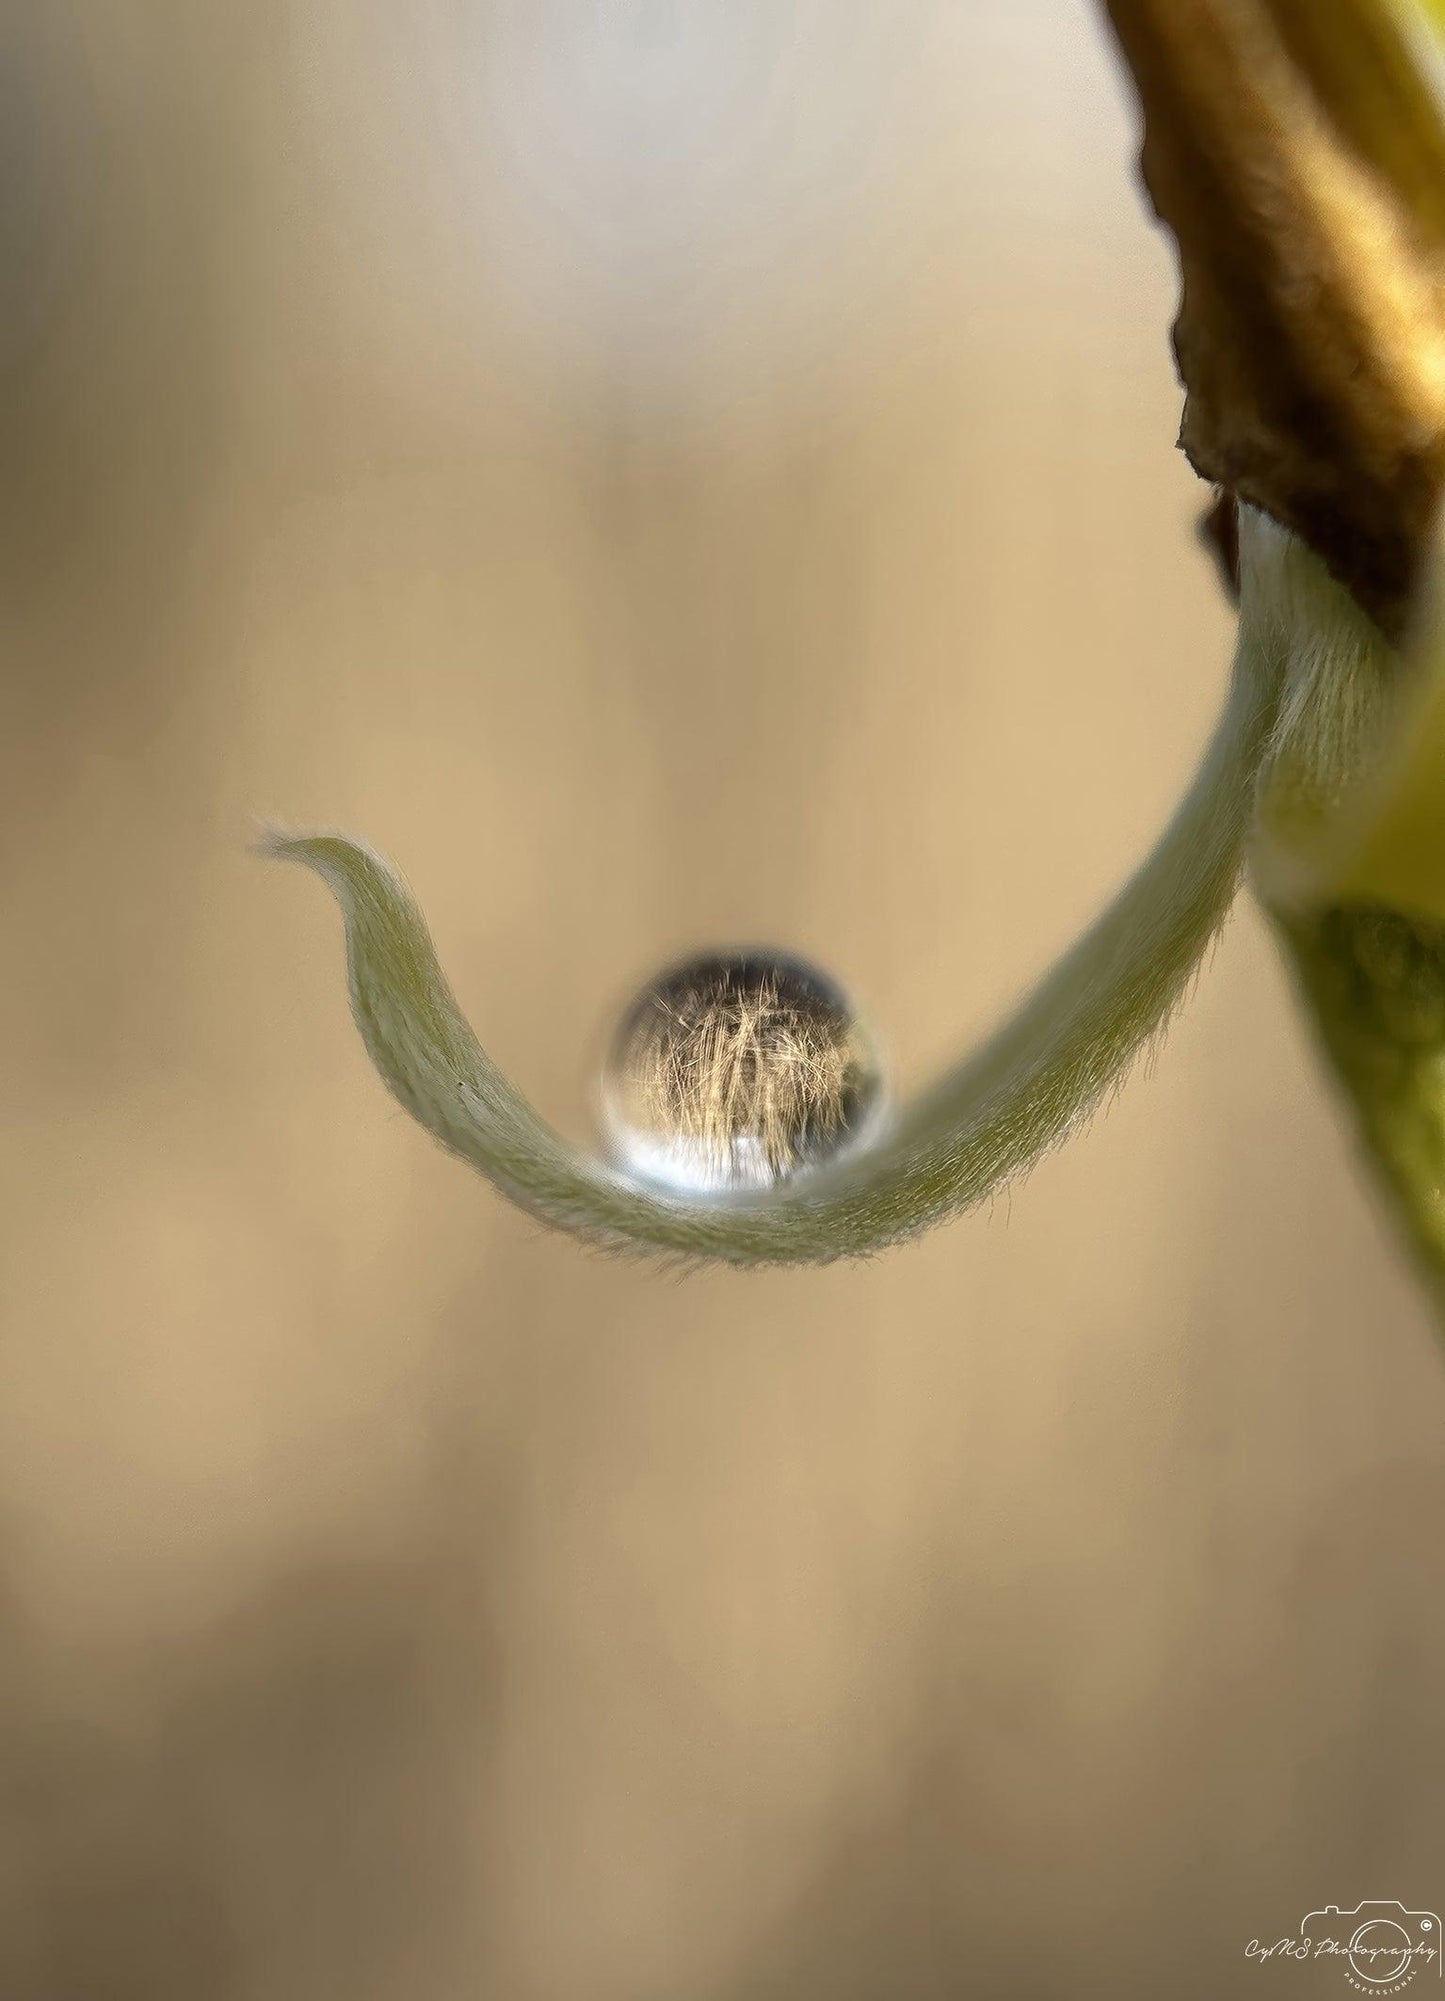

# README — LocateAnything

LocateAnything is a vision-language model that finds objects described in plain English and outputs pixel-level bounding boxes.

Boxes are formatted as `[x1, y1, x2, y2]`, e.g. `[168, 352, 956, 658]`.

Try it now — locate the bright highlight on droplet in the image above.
[600, 950, 886, 1196]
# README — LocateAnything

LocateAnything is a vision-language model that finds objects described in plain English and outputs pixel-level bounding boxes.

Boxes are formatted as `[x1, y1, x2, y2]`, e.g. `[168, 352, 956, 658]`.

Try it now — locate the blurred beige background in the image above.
[2, 3, 1444, 1996]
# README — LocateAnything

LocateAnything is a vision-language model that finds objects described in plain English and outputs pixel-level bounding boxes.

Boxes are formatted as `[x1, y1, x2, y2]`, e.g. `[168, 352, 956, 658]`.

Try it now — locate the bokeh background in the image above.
[3, 3, 1444, 1996]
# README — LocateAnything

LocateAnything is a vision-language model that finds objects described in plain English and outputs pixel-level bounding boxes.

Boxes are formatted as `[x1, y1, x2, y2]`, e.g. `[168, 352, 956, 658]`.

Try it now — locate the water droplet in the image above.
[600, 949, 885, 1195]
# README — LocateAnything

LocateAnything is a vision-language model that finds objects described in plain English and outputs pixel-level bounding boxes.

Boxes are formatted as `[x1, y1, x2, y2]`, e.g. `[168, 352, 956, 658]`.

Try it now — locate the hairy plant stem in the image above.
[266, 623, 1282, 1266]
[1245, 506, 1445, 1308]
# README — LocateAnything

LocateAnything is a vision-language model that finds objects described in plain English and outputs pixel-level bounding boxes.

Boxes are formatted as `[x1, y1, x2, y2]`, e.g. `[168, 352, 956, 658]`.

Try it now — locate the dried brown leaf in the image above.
[1103, 0, 1445, 638]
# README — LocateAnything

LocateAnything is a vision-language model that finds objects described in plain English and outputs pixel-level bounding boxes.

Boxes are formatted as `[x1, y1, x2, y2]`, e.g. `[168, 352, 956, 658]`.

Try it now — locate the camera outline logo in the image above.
[1301, 1903, 1442, 1991]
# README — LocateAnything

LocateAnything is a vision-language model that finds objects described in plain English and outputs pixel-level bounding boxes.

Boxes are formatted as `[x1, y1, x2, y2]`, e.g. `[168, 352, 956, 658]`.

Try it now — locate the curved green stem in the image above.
[265, 619, 1282, 1266]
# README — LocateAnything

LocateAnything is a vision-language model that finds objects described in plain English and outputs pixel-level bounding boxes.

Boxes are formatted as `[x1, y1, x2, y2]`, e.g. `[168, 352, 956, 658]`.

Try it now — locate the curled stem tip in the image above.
[266, 624, 1283, 1267]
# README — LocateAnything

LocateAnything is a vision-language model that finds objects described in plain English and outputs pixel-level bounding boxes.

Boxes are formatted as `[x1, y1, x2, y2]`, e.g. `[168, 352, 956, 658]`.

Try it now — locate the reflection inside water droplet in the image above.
[600, 950, 885, 1196]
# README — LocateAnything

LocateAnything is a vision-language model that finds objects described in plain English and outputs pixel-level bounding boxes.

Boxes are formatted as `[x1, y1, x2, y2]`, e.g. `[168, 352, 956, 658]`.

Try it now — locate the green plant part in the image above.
[1279, 904, 1445, 1288]
[264, 610, 1282, 1265]
[1097, 0, 1445, 1311]
[270, 0, 1445, 1288]
[1246, 504, 1445, 1298]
